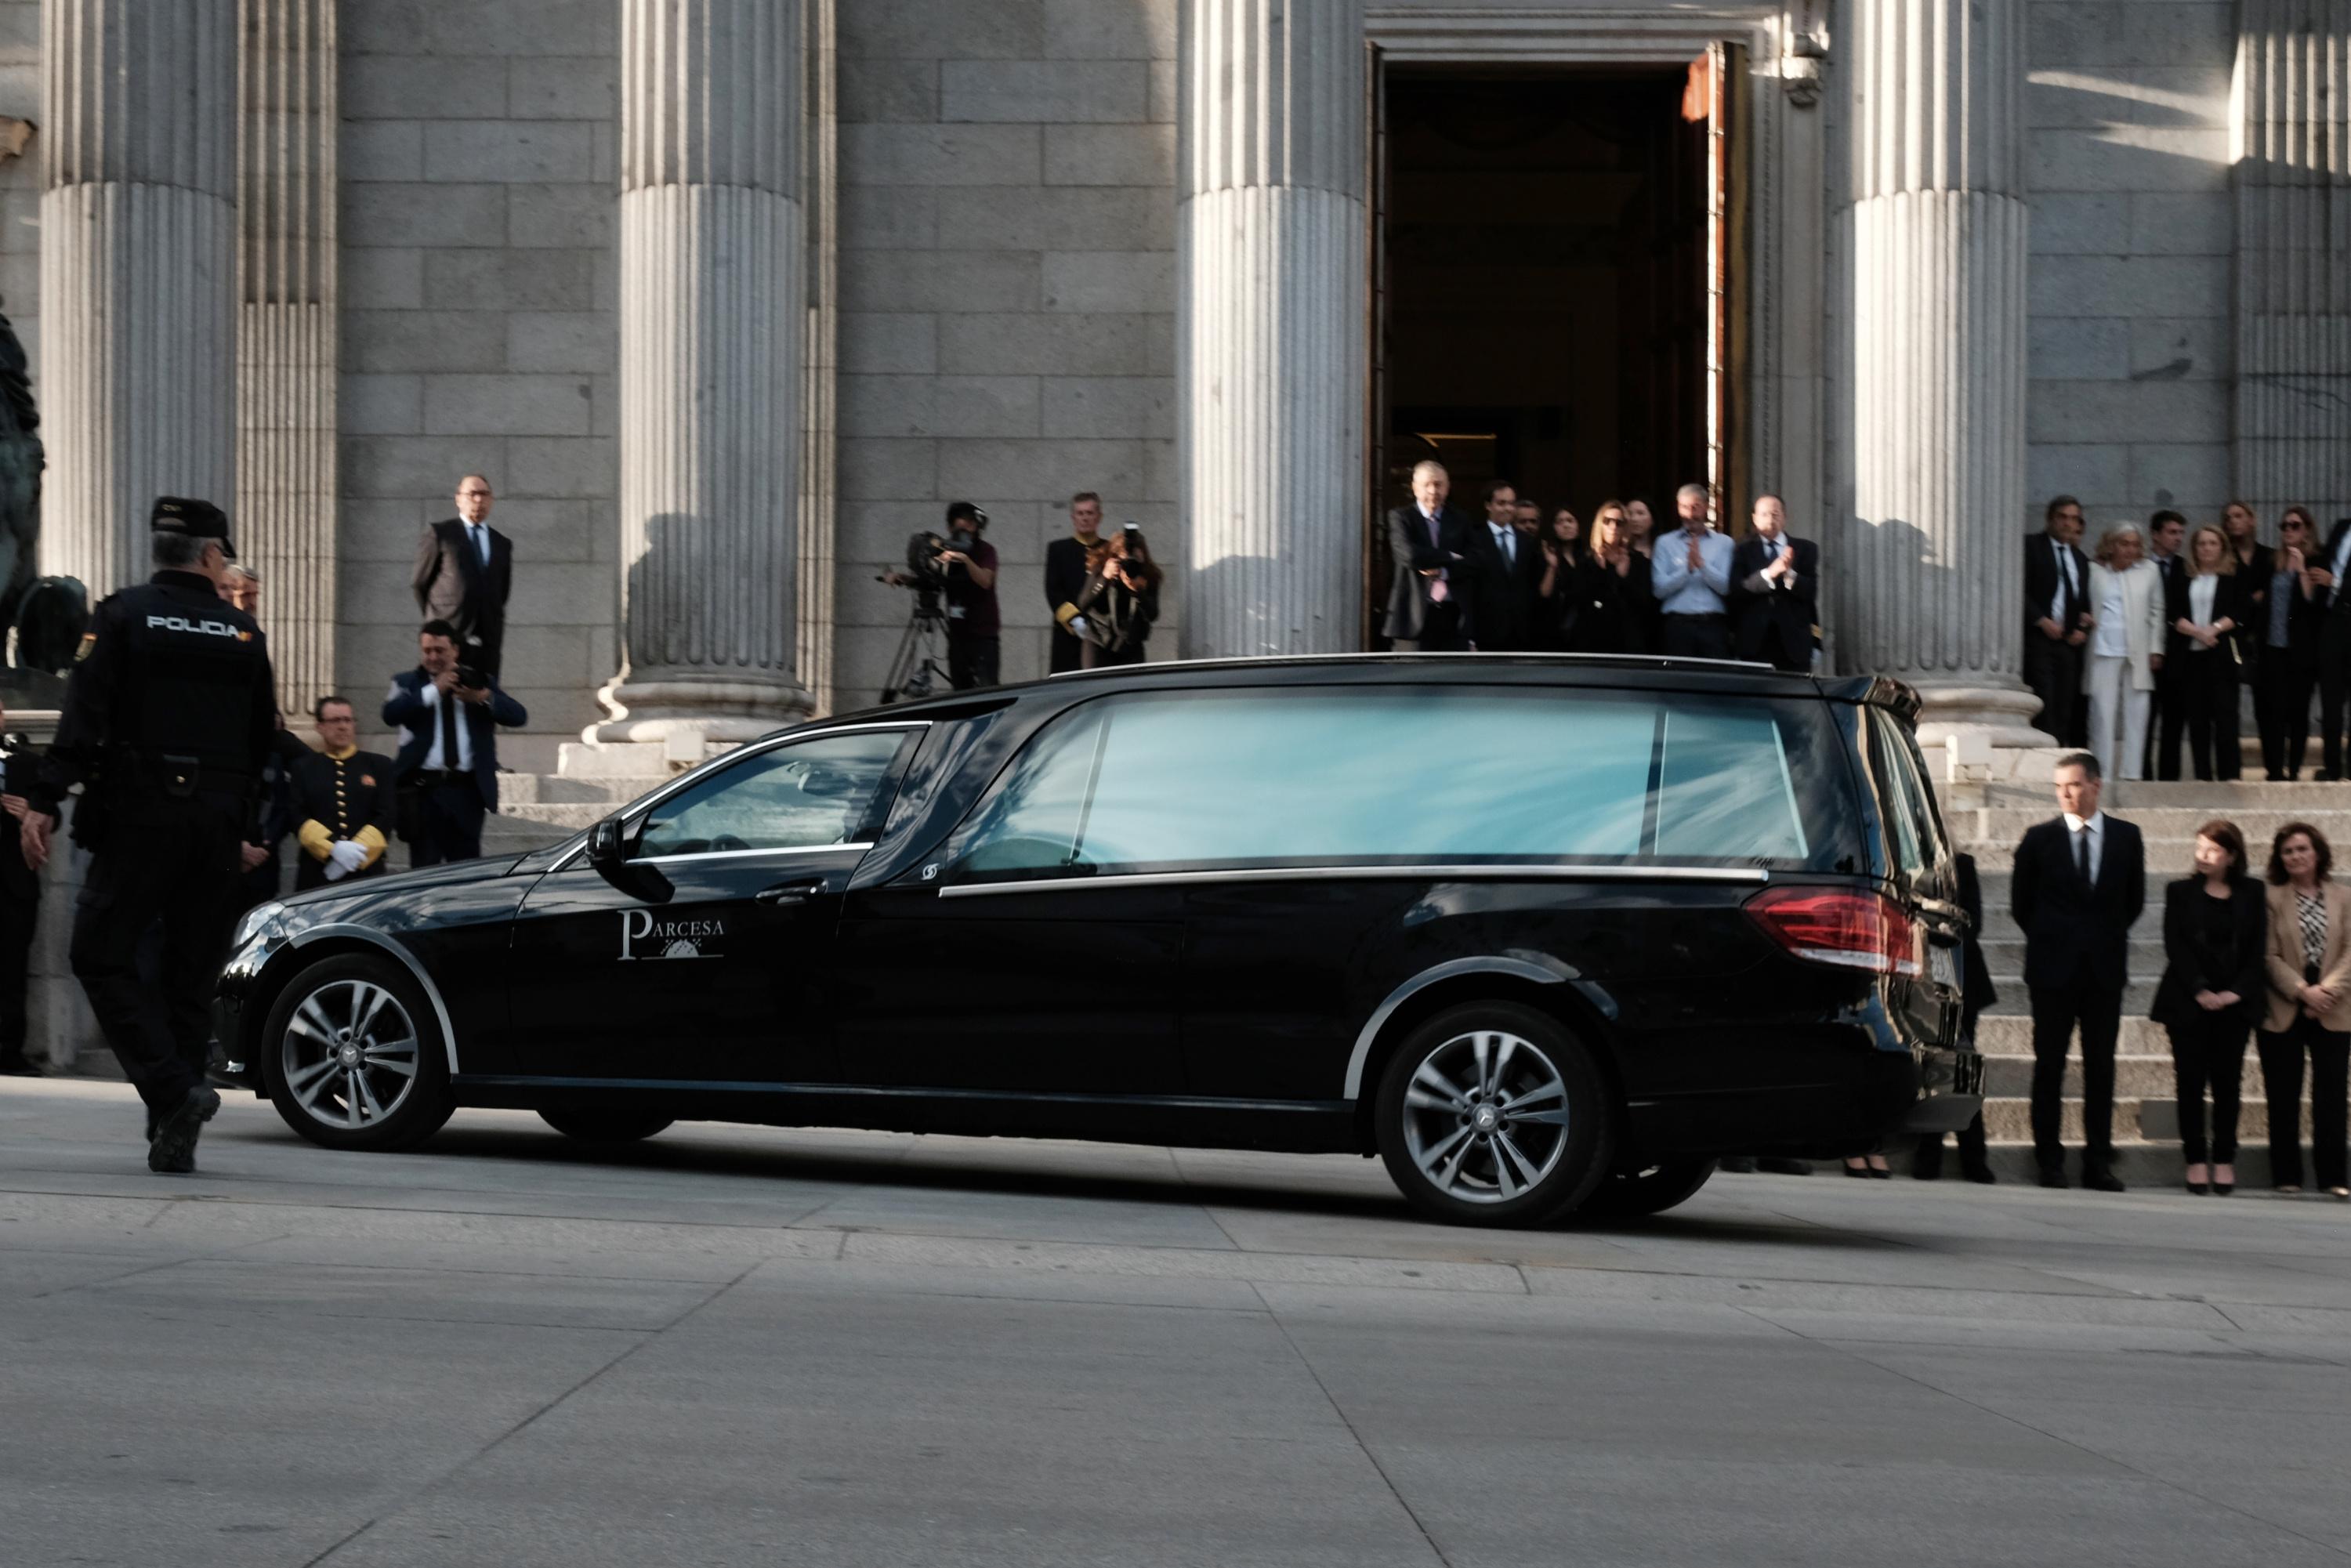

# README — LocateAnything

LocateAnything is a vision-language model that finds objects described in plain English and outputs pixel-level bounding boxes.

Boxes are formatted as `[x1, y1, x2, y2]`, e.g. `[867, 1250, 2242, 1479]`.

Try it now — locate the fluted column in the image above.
[238, 0, 338, 718]
[597, 0, 810, 745]
[1177, 0, 1366, 658]
[41, 0, 239, 599]
[1837, 0, 2041, 744]
[2232, 2, 2351, 531]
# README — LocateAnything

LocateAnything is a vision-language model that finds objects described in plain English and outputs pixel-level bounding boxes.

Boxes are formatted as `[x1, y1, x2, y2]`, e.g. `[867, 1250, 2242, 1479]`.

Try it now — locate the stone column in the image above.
[238, 0, 339, 718]
[597, 0, 810, 746]
[41, 0, 239, 599]
[1177, 0, 1366, 659]
[1835, 0, 2042, 744]
[2231, 2, 2351, 530]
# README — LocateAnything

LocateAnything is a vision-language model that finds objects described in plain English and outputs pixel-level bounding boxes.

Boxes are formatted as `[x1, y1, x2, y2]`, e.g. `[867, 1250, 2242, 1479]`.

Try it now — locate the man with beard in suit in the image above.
[1464, 480, 1545, 651]
[413, 473, 514, 681]
[1382, 460, 1473, 651]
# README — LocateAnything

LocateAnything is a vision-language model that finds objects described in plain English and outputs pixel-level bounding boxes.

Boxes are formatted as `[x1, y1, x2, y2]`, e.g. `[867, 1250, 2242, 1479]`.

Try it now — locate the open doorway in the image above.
[1367, 60, 1737, 637]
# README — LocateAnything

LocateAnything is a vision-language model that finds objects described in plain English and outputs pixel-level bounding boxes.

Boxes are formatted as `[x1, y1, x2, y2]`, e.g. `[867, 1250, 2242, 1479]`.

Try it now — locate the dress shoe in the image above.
[1962, 1161, 1998, 1186]
[147, 1085, 221, 1175]
[1843, 1161, 1872, 1178]
[2184, 1178, 2209, 1194]
[2331, 1187, 2351, 1201]
[2038, 1166, 2069, 1190]
[2082, 1167, 2126, 1193]
[0, 1054, 42, 1077]
[2212, 1164, 2235, 1195]
[2186, 1162, 2209, 1195]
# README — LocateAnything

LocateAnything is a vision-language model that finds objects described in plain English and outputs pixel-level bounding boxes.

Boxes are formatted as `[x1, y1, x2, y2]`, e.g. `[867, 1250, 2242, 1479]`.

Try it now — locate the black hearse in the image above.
[217, 655, 1982, 1226]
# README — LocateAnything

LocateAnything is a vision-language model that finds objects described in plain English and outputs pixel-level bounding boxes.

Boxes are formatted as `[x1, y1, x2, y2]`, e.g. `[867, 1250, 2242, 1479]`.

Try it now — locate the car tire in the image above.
[537, 1106, 675, 1145]
[1575, 1157, 1714, 1220]
[1375, 1001, 1612, 1227]
[263, 953, 454, 1152]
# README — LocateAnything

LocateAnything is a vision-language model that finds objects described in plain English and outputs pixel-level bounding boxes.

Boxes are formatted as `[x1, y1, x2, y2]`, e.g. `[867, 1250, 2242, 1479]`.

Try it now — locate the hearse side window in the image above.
[636, 730, 909, 859]
[1867, 709, 1947, 881]
[948, 687, 1860, 882]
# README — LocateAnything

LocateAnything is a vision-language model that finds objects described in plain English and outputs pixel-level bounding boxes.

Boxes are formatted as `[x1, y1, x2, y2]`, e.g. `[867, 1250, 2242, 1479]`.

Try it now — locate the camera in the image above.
[457, 663, 488, 690]
[902, 531, 951, 592]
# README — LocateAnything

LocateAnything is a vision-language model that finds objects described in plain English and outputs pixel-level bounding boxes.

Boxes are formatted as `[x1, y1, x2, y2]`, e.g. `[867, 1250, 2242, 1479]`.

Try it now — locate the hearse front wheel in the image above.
[1375, 1001, 1611, 1227]
[263, 954, 454, 1152]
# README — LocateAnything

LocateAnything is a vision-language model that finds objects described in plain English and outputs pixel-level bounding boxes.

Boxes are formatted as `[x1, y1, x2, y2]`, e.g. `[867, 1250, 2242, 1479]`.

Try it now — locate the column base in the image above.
[588, 672, 813, 749]
[1909, 681, 2049, 750]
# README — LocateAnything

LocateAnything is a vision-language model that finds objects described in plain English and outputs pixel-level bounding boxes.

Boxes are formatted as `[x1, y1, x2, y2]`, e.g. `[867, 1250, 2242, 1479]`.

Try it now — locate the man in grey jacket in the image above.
[412, 473, 514, 680]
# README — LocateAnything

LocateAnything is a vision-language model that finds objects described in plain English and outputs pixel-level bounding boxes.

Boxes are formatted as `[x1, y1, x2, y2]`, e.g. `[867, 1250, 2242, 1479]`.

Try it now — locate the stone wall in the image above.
[337, 0, 624, 770]
[831, 0, 1179, 709]
[2023, 1, 2237, 531]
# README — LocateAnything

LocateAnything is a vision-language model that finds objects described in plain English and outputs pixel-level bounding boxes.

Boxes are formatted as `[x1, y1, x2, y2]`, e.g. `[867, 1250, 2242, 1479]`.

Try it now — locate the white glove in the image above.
[328, 839, 369, 875]
[1067, 615, 1089, 636]
[321, 856, 349, 882]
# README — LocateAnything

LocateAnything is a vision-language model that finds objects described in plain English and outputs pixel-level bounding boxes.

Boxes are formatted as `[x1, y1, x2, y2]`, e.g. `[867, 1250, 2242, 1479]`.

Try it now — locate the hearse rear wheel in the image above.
[1375, 1001, 1611, 1227]
[1576, 1157, 1715, 1220]
[537, 1107, 676, 1145]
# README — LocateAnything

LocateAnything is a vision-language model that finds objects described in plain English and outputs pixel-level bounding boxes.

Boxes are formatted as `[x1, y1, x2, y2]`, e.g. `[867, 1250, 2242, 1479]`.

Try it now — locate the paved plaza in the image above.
[5, 1077, 2350, 1566]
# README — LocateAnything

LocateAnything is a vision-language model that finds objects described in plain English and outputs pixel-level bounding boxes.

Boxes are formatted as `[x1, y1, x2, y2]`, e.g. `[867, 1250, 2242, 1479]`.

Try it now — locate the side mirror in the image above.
[585, 815, 672, 904]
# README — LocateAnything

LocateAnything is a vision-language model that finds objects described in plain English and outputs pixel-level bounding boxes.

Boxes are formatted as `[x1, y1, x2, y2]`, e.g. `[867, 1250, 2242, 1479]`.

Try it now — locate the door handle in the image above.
[755, 878, 824, 907]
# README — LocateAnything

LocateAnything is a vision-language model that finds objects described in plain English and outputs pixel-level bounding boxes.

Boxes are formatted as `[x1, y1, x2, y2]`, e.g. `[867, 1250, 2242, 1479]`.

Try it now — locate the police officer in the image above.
[289, 694, 395, 889]
[20, 498, 277, 1173]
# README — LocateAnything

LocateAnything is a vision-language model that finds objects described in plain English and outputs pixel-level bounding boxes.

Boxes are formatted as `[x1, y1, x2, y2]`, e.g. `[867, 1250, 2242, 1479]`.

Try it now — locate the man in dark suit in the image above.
[2024, 495, 2094, 745]
[1729, 494, 1820, 672]
[1463, 479, 1545, 651]
[2306, 514, 2351, 777]
[291, 695, 397, 889]
[2145, 509, 2187, 778]
[384, 620, 527, 867]
[2011, 751, 2145, 1190]
[1045, 491, 1105, 675]
[1382, 460, 1473, 652]
[0, 706, 40, 1075]
[413, 473, 514, 681]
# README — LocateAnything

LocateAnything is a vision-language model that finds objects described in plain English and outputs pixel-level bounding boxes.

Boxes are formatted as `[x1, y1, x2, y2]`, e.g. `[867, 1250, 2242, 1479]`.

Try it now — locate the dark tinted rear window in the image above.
[951, 685, 1867, 882]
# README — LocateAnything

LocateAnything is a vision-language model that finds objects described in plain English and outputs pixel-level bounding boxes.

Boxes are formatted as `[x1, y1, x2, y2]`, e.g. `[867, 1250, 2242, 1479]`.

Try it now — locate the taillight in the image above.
[1745, 886, 1923, 977]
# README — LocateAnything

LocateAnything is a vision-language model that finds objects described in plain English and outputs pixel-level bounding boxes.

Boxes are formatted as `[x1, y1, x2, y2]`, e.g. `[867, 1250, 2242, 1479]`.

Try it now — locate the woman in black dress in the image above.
[2165, 523, 2249, 780]
[2149, 820, 2266, 1193]
[1567, 500, 1654, 654]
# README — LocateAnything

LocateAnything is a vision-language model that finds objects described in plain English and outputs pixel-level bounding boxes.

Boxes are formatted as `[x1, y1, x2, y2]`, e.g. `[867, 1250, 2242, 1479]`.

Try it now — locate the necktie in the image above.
[471, 525, 489, 567]
[2075, 826, 2091, 884]
[437, 691, 458, 780]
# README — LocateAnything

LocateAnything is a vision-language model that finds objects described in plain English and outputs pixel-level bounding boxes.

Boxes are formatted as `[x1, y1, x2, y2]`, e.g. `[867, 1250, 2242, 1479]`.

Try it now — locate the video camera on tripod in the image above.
[878, 502, 988, 703]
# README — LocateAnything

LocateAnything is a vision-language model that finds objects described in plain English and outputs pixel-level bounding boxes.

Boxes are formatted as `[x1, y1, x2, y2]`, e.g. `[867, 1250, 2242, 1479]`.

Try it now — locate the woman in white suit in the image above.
[2084, 522, 2168, 781]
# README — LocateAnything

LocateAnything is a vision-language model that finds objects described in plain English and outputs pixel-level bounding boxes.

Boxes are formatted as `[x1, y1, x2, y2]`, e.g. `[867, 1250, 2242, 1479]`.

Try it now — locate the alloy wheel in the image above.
[278, 978, 421, 1131]
[1397, 1028, 1573, 1206]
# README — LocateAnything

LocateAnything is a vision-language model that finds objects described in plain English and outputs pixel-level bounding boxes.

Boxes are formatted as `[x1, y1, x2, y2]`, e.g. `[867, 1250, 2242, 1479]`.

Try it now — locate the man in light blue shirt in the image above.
[1651, 482, 1735, 658]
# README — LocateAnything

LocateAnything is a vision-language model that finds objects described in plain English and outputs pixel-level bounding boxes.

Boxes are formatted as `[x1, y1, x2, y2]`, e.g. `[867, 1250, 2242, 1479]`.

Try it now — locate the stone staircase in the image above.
[1942, 773, 2351, 1185]
[479, 742, 677, 860]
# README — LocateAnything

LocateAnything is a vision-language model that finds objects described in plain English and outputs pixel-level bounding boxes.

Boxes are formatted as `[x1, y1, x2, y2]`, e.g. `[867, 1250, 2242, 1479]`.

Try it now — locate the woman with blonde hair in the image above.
[2166, 523, 2248, 780]
[2082, 522, 2167, 781]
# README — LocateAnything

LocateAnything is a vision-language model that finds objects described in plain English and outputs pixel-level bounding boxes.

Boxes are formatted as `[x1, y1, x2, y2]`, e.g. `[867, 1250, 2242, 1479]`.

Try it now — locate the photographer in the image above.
[1071, 524, 1161, 668]
[384, 620, 527, 866]
[936, 501, 1000, 690]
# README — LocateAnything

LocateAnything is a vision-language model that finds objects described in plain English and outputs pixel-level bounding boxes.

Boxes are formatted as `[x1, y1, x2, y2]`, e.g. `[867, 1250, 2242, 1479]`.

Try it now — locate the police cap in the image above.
[151, 496, 236, 559]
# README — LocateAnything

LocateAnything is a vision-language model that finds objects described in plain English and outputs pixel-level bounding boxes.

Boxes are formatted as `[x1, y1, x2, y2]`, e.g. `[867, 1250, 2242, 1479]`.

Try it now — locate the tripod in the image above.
[879, 588, 954, 704]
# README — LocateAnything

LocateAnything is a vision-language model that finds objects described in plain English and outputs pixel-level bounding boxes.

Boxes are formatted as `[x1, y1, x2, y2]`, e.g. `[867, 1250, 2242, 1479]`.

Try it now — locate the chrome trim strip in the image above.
[938, 862, 1770, 898]
[1045, 651, 1781, 680]
[550, 721, 930, 872]
[1343, 957, 1568, 1100]
[630, 842, 872, 867]
[286, 923, 463, 1076]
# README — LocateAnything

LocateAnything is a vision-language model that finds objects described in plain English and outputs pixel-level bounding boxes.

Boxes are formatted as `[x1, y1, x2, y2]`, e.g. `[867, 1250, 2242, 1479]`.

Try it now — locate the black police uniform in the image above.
[27, 499, 277, 1166]
[289, 745, 397, 891]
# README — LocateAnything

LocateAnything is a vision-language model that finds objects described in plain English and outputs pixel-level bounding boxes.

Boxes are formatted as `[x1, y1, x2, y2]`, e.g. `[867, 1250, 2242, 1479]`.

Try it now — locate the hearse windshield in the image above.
[948, 684, 1869, 882]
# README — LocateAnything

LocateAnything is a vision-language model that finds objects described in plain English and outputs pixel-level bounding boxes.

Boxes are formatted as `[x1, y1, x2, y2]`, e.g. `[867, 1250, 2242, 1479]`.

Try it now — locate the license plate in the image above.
[1929, 943, 1959, 991]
